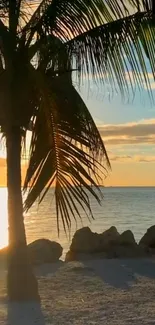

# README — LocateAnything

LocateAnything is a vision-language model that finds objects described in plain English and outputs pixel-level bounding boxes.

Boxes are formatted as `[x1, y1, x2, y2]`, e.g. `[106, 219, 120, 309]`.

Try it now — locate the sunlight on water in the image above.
[0, 187, 155, 258]
[0, 188, 8, 248]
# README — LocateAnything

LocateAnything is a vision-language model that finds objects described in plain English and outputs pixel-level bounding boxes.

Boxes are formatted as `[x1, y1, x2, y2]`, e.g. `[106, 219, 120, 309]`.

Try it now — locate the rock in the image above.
[99, 226, 120, 250]
[28, 239, 63, 265]
[102, 226, 119, 240]
[118, 230, 136, 246]
[105, 229, 147, 258]
[67, 226, 120, 260]
[139, 225, 155, 248]
[65, 250, 77, 262]
[70, 227, 99, 253]
[70, 226, 120, 254]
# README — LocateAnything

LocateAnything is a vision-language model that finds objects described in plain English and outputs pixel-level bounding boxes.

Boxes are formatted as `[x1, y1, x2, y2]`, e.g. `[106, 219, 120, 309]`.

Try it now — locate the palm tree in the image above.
[0, 0, 154, 301]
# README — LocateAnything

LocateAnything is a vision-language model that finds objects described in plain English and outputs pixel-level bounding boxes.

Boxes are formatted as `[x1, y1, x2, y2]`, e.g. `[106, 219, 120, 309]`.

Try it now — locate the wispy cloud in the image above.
[98, 118, 155, 145]
[109, 154, 155, 163]
[104, 136, 155, 145]
[109, 154, 132, 162]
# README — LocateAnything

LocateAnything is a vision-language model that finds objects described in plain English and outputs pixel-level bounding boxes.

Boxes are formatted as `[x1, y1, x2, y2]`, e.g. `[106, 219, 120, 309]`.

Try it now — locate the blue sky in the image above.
[77, 76, 155, 186]
[80, 78, 155, 124]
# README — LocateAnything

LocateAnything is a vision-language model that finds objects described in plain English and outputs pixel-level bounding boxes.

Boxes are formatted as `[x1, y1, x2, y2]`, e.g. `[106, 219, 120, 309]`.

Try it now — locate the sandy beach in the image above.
[0, 258, 155, 324]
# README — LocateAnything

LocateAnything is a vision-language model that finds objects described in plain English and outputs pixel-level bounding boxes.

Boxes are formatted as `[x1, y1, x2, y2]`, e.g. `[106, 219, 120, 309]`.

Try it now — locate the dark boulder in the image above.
[139, 226, 155, 249]
[118, 230, 136, 246]
[70, 227, 98, 253]
[66, 226, 119, 261]
[98, 226, 120, 251]
[28, 239, 63, 265]
[70, 226, 120, 254]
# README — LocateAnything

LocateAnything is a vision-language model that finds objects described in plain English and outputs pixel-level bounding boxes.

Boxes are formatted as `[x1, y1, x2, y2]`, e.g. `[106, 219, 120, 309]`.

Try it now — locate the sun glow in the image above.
[0, 188, 8, 249]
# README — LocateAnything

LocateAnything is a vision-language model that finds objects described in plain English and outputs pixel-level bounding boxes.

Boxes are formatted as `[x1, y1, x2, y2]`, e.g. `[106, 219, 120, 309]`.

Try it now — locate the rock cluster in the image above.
[1, 225, 155, 265]
[65, 226, 155, 261]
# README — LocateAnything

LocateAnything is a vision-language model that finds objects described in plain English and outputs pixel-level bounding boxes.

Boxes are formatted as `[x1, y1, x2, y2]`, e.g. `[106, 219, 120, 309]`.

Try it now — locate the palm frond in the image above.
[23, 0, 138, 44]
[129, 0, 153, 11]
[24, 71, 110, 233]
[26, 8, 155, 99]
[63, 11, 155, 99]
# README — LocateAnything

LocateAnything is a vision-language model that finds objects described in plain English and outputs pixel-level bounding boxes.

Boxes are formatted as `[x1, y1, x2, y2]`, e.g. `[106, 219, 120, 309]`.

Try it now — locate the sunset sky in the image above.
[0, 1, 155, 187]
[80, 73, 155, 186]
[0, 74, 155, 187]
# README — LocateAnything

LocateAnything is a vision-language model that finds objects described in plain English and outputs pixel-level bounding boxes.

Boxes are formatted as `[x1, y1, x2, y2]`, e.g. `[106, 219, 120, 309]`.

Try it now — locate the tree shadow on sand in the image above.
[0, 260, 46, 325]
[6, 261, 64, 325]
[7, 301, 46, 325]
[34, 260, 64, 277]
[82, 258, 155, 290]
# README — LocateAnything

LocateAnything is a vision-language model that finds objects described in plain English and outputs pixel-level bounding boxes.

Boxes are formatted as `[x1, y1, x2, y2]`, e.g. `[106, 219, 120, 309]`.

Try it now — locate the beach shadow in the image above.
[0, 261, 64, 324]
[83, 258, 155, 290]
[34, 260, 64, 277]
[121, 258, 155, 279]
[7, 301, 46, 325]
[82, 259, 136, 289]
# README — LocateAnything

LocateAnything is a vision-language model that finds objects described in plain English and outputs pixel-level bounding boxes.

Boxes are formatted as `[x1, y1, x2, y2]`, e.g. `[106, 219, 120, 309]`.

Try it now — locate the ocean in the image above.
[0, 187, 155, 258]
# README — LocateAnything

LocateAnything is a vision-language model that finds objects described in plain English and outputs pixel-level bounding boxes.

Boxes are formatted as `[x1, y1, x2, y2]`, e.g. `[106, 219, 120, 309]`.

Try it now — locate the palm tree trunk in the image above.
[6, 127, 39, 301]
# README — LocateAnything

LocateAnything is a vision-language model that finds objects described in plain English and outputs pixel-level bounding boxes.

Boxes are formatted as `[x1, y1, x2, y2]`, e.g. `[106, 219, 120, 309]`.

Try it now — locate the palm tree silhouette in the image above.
[0, 0, 154, 301]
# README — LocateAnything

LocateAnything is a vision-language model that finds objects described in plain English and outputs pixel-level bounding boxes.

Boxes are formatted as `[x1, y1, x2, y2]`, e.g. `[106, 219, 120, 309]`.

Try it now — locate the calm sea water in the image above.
[0, 187, 155, 258]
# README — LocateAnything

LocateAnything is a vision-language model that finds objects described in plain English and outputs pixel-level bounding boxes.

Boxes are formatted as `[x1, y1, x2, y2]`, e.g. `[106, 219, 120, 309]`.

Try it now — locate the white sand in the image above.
[0, 258, 155, 324]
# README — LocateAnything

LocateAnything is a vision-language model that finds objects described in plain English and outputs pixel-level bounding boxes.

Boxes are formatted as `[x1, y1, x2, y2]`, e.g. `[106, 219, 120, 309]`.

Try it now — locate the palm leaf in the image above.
[24, 71, 110, 233]
[23, 0, 153, 45]
[23, 0, 141, 45]
[26, 7, 155, 99]
[63, 11, 155, 99]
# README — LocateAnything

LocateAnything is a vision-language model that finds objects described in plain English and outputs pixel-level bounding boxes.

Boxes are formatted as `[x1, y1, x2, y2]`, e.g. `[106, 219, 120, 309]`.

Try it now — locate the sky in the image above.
[78, 75, 155, 186]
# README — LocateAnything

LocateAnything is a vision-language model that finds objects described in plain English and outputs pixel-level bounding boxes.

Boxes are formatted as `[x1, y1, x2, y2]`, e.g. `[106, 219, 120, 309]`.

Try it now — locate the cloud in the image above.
[109, 154, 132, 162]
[99, 118, 155, 137]
[98, 118, 155, 145]
[104, 136, 155, 145]
[109, 153, 155, 163]
[137, 156, 155, 162]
